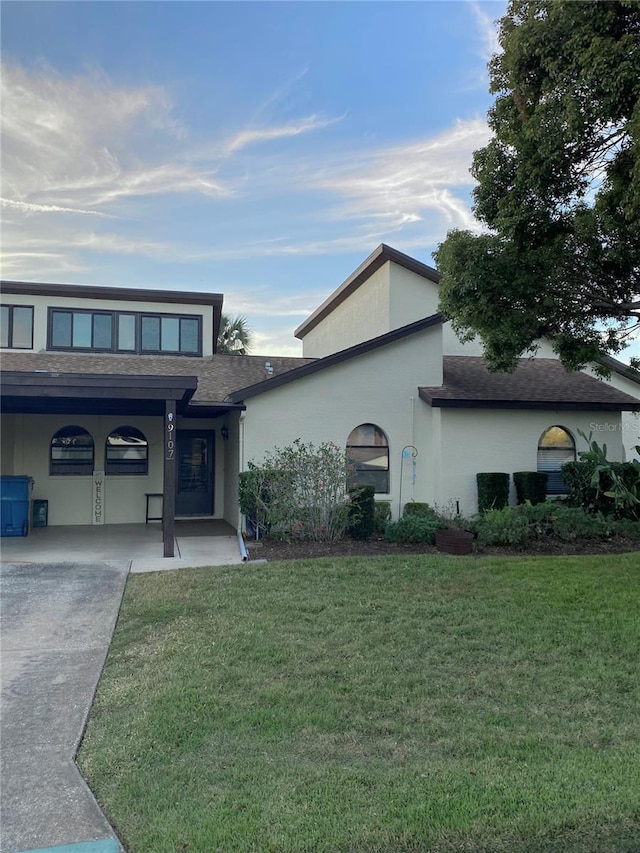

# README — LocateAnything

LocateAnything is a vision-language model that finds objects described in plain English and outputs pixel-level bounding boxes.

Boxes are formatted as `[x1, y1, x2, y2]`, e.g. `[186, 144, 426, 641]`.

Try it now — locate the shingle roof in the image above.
[419, 357, 640, 411]
[0, 351, 312, 404]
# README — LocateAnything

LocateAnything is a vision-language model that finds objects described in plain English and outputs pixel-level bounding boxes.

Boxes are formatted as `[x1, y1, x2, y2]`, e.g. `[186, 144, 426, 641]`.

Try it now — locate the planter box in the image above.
[435, 528, 474, 555]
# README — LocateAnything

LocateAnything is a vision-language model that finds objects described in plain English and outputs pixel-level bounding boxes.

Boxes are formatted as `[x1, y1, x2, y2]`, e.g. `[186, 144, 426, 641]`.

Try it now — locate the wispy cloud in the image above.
[0, 197, 114, 217]
[226, 113, 341, 154]
[310, 118, 491, 235]
[469, 1, 501, 62]
[0, 61, 232, 213]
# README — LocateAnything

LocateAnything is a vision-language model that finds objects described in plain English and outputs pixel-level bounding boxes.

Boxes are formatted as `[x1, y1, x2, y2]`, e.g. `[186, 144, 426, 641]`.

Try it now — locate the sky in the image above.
[3, 0, 519, 357]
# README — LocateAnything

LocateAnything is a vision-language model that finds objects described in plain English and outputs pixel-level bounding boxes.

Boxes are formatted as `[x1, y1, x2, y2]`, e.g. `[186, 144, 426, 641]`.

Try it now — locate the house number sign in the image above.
[166, 412, 175, 461]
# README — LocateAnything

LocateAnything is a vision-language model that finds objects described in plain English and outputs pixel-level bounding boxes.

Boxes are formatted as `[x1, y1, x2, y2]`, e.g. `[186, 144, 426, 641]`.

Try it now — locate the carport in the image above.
[2, 370, 200, 558]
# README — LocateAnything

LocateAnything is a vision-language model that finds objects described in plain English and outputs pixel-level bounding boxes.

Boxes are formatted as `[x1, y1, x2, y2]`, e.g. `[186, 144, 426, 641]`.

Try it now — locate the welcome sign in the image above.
[92, 471, 105, 525]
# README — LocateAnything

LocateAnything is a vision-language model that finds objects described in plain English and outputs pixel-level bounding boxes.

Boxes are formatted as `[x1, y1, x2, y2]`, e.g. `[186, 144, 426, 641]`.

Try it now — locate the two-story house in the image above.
[2, 245, 639, 556]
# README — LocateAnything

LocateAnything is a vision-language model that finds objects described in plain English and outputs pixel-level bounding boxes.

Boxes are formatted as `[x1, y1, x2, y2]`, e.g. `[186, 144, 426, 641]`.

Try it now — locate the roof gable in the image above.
[294, 244, 440, 340]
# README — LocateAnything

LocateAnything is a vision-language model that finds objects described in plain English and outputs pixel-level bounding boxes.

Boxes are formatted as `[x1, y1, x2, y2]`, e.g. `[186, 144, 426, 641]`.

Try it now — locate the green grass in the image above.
[79, 554, 640, 852]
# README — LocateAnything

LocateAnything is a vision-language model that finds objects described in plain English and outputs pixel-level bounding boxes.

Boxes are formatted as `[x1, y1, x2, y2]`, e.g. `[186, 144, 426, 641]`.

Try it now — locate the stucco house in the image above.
[2, 244, 639, 556]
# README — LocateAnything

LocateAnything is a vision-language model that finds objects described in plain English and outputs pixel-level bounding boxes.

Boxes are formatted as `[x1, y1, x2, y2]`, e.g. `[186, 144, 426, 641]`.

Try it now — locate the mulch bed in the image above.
[246, 534, 640, 562]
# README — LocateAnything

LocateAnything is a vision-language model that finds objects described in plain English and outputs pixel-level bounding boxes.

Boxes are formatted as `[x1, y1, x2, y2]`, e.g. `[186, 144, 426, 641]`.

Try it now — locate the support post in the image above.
[163, 400, 177, 557]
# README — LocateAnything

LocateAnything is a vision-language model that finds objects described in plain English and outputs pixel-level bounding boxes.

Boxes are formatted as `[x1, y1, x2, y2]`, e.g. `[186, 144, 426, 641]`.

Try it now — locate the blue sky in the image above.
[3, 0, 512, 355]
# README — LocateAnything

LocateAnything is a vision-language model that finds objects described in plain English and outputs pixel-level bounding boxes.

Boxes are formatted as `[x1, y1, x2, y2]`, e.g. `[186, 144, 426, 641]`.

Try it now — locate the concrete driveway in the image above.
[0, 561, 128, 853]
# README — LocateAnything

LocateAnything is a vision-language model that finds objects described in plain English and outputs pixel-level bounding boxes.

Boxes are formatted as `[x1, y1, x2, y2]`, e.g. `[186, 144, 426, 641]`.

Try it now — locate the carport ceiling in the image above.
[1, 371, 197, 416]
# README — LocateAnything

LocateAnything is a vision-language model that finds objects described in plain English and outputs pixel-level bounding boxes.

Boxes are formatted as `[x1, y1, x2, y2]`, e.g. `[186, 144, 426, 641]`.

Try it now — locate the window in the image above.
[347, 423, 390, 493]
[537, 426, 576, 495]
[105, 426, 148, 475]
[50, 426, 94, 476]
[48, 309, 202, 355]
[1, 305, 33, 349]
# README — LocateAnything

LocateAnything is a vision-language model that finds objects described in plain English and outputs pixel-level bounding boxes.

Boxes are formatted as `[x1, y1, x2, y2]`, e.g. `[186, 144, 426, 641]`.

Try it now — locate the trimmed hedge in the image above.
[477, 472, 510, 513]
[348, 485, 376, 540]
[513, 471, 548, 506]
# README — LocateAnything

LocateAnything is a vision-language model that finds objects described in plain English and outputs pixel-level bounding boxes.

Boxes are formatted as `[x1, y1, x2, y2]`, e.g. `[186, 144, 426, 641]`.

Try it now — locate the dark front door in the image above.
[176, 431, 214, 516]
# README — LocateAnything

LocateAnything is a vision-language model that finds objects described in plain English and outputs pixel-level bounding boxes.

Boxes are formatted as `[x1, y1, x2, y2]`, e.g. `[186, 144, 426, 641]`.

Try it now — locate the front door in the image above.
[175, 431, 214, 516]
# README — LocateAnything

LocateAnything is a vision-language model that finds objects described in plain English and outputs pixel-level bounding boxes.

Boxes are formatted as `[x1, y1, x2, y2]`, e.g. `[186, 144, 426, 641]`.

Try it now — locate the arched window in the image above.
[537, 426, 576, 495]
[105, 426, 148, 475]
[347, 423, 390, 493]
[50, 426, 94, 476]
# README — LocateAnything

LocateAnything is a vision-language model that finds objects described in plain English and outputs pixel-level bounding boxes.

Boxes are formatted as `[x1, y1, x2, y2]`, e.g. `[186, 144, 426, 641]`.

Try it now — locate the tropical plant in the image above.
[218, 314, 253, 354]
[568, 430, 640, 519]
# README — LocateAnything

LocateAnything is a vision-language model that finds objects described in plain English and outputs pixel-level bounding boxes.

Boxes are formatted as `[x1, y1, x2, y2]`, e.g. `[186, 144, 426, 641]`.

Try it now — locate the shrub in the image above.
[348, 486, 375, 540]
[475, 501, 627, 548]
[385, 515, 446, 544]
[513, 471, 548, 506]
[475, 506, 531, 547]
[239, 464, 274, 539]
[373, 500, 392, 534]
[476, 472, 510, 513]
[403, 502, 441, 521]
[240, 440, 351, 542]
[610, 518, 640, 540]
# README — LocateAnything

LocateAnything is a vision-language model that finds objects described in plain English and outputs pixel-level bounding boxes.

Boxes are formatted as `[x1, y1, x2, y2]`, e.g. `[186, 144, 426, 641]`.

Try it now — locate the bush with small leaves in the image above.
[385, 515, 446, 544]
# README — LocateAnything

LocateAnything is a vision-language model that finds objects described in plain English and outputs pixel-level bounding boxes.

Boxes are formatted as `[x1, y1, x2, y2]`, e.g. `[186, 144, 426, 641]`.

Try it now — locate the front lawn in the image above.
[79, 554, 640, 852]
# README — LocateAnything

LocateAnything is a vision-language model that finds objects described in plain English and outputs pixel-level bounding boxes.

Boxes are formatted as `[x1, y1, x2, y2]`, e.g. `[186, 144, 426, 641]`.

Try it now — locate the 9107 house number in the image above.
[166, 412, 175, 460]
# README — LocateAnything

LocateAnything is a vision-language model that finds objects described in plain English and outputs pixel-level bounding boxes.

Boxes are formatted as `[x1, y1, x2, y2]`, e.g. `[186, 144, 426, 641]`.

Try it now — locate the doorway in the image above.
[175, 431, 214, 516]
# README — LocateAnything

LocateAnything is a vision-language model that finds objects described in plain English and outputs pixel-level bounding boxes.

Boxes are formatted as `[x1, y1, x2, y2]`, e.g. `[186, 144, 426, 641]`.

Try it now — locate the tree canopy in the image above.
[434, 0, 640, 373]
[218, 314, 253, 355]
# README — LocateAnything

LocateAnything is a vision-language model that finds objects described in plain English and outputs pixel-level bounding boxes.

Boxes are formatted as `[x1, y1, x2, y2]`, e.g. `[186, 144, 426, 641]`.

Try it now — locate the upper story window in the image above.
[48, 308, 201, 356]
[1, 305, 34, 349]
[347, 423, 390, 494]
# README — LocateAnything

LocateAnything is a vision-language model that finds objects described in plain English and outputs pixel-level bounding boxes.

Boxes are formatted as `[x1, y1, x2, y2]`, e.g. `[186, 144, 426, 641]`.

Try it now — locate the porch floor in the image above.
[0, 521, 244, 571]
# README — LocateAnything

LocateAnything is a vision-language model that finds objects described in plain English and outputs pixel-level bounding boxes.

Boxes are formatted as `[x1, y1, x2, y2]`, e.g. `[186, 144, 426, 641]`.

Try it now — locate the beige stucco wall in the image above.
[582, 365, 640, 462]
[388, 264, 440, 331]
[300, 261, 443, 359]
[300, 264, 391, 358]
[1, 413, 229, 525]
[435, 408, 626, 516]
[242, 327, 442, 520]
[1, 292, 216, 356]
[441, 326, 559, 358]
[1, 415, 15, 474]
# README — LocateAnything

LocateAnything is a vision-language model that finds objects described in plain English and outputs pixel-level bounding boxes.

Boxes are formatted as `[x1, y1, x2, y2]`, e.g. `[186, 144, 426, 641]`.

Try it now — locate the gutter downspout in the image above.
[237, 529, 249, 562]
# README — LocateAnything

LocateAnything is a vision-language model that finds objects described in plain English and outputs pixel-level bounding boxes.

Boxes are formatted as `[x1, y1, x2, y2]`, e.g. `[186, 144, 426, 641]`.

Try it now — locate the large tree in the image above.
[434, 0, 640, 373]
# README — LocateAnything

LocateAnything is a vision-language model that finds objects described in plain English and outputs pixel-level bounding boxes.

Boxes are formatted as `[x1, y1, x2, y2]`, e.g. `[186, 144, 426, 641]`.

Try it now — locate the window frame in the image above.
[105, 425, 149, 476]
[50, 425, 95, 477]
[1, 304, 34, 350]
[537, 425, 576, 496]
[346, 423, 390, 495]
[47, 308, 202, 356]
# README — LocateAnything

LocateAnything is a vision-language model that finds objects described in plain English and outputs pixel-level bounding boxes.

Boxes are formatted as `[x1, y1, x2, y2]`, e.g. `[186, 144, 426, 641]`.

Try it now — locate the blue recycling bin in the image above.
[1, 476, 34, 537]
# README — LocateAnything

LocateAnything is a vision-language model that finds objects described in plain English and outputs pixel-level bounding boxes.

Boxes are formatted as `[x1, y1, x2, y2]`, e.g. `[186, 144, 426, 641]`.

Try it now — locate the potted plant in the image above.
[433, 501, 475, 554]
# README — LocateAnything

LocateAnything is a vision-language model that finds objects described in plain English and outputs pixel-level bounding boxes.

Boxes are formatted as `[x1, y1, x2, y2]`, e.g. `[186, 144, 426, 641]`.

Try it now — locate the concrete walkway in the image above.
[0, 561, 129, 853]
[0, 525, 247, 852]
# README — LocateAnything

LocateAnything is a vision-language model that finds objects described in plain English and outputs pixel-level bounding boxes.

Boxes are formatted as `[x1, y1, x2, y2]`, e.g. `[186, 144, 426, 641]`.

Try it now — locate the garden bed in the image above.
[247, 532, 640, 562]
